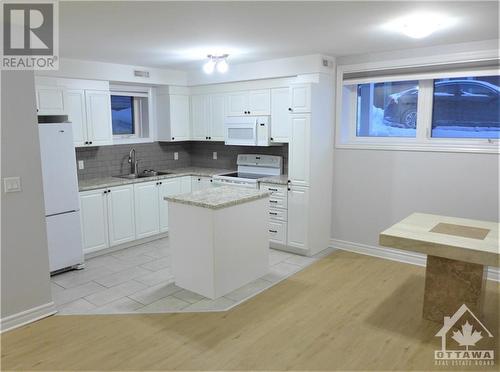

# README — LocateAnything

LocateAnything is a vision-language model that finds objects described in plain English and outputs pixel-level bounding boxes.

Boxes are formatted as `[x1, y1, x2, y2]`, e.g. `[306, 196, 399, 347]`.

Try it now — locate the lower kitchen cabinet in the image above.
[107, 185, 136, 246]
[134, 181, 160, 239]
[179, 176, 192, 194]
[80, 188, 109, 253]
[191, 176, 213, 191]
[287, 185, 309, 252]
[159, 178, 182, 232]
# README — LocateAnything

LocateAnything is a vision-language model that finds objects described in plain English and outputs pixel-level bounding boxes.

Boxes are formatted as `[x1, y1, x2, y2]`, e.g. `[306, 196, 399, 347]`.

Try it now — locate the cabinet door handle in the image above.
[172, 137, 175, 140]
[288, 108, 293, 112]
[89, 141, 93, 145]
[270, 212, 278, 215]
[108, 189, 111, 193]
[269, 229, 277, 233]
[103, 190, 107, 194]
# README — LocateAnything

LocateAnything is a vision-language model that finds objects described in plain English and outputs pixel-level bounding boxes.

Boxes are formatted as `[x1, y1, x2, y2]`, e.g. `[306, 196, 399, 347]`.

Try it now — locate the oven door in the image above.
[224, 117, 257, 146]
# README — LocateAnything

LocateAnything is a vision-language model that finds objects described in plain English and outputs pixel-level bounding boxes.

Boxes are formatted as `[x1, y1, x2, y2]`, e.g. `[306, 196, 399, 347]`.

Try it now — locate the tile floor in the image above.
[51, 237, 335, 315]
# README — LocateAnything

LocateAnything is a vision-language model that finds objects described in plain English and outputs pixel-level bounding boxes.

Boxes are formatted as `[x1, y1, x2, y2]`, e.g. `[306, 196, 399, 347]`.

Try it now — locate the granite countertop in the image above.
[78, 167, 234, 192]
[164, 186, 271, 210]
[257, 174, 289, 185]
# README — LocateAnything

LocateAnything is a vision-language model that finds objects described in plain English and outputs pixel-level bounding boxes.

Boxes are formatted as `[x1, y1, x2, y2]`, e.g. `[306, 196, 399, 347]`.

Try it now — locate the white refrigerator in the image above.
[38, 118, 84, 273]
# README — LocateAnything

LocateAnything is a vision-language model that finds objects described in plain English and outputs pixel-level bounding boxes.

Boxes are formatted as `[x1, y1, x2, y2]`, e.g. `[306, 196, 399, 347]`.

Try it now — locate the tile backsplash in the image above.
[76, 141, 288, 180]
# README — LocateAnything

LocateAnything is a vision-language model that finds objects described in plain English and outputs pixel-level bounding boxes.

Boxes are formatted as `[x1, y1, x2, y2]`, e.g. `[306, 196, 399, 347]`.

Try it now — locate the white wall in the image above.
[1, 71, 55, 331]
[331, 149, 499, 247]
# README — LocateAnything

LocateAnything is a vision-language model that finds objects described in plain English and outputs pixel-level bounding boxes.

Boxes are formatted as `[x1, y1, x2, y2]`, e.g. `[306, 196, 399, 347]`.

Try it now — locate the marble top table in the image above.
[165, 186, 271, 299]
[380, 213, 499, 322]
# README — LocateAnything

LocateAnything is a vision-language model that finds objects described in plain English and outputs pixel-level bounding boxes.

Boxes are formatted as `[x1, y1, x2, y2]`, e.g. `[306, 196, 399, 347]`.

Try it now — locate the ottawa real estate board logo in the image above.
[434, 304, 494, 367]
[1, 0, 59, 70]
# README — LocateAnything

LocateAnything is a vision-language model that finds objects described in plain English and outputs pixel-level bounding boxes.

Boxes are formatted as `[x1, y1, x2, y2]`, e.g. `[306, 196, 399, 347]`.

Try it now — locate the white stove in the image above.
[213, 154, 283, 189]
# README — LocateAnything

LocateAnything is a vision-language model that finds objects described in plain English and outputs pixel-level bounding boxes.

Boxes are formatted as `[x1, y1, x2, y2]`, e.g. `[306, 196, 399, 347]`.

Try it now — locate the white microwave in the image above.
[224, 116, 270, 146]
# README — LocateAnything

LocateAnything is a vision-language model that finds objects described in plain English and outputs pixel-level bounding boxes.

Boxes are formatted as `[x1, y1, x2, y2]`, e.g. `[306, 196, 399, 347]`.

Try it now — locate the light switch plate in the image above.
[213, 151, 217, 160]
[78, 160, 84, 170]
[4, 177, 21, 193]
[174, 152, 179, 160]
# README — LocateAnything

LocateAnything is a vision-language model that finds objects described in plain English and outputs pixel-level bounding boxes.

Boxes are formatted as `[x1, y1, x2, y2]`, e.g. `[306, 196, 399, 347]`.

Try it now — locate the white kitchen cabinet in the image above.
[191, 95, 211, 140]
[170, 95, 191, 141]
[36, 85, 65, 115]
[225, 91, 249, 116]
[107, 185, 136, 246]
[225, 90, 270, 116]
[269, 220, 287, 246]
[180, 176, 192, 194]
[159, 178, 182, 232]
[287, 185, 309, 252]
[191, 176, 213, 191]
[210, 94, 226, 141]
[65, 89, 87, 146]
[270, 87, 290, 142]
[85, 90, 113, 146]
[289, 114, 311, 186]
[79, 188, 109, 254]
[248, 89, 271, 115]
[134, 181, 160, 239]
[289, 84, 311, 113]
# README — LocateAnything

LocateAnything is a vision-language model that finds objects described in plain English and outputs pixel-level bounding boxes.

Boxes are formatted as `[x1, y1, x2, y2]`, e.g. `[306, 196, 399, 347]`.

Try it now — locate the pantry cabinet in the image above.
[289, 84, 311, 113]
[287, 185, 309, 252]
[80, 189, 109, 253]
[288, 114, 311, 186]
[106, 185, 136, 246]
[270, 87, 290, 142]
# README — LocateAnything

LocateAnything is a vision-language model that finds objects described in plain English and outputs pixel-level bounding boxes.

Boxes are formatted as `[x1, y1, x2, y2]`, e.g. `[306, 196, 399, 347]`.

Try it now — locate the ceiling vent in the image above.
[134, 70, 150, 78]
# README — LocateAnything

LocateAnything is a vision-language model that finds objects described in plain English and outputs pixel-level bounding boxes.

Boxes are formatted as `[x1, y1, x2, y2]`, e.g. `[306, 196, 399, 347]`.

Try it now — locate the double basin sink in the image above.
[114, 171, 173, 180]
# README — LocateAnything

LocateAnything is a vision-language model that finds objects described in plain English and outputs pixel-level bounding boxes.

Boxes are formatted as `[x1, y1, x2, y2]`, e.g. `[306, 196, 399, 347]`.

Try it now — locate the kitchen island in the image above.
[165, 186, 271, 299]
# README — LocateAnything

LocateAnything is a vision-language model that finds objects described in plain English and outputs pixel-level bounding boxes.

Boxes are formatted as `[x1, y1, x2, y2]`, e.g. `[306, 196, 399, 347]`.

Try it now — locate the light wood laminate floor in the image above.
[2, 251, 499, 371]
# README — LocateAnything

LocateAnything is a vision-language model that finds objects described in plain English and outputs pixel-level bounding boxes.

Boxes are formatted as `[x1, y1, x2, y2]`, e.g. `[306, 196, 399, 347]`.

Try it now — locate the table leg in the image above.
[423, 255, 487, 322]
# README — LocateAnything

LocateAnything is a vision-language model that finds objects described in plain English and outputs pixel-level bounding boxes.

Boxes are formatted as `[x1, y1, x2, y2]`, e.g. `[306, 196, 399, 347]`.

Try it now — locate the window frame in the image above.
[336, 66, 500, 154]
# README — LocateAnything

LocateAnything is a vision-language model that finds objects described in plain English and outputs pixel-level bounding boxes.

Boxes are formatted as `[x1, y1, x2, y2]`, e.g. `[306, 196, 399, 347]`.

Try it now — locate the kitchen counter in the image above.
[78, 167, 234, 192]
[165, 186, 271, 210]
[258, 174, 289, 185]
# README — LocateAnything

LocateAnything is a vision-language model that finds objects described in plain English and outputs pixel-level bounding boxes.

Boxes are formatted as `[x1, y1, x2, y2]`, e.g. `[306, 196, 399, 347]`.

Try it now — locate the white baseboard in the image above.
[0, 302, 57, 333]
[330, 238, 499, 282]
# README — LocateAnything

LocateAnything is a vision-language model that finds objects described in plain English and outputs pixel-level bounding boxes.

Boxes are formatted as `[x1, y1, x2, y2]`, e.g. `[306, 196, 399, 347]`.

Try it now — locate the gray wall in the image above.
[1, 71, 53, 321]
[76, 141, 288, 179]
[331, 149, 499, 246]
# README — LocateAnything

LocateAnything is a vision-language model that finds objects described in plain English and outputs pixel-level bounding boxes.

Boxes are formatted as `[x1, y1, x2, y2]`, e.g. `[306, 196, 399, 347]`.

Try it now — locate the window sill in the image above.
[335, 141, 499, 154]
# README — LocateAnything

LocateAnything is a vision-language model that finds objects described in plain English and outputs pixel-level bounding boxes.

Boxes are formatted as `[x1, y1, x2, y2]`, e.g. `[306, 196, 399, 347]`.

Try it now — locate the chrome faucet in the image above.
[128, 148, 138, 175]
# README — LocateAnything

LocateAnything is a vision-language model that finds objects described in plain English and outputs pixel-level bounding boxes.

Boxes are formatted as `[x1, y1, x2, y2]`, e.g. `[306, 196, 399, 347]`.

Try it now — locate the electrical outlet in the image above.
[3, 177, 21, 193]
[78, 160, 84, 170]
[174, 152, 179, 160]
[213, 151, 217, 160]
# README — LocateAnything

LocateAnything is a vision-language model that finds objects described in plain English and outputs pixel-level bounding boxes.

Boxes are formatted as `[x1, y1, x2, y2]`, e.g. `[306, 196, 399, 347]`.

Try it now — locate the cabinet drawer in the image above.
[261, 183, 287, 198]
[269, 221, 287, 245]
[268, 208, 287, 221]
[269, 196, 287, 209]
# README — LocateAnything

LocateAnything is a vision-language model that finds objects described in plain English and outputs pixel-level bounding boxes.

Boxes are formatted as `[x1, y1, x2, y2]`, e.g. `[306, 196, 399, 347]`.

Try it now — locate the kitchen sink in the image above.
[114, 171, 173, 179]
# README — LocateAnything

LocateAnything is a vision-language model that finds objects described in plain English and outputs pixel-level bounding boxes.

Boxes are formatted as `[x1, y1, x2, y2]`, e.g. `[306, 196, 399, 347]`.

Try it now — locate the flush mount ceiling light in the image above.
[203, 54, 229, 74]
[384, 13, 455, 39]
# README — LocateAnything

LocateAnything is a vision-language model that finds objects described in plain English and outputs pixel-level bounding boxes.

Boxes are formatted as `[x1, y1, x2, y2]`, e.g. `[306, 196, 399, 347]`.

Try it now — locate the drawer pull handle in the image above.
[269, 188, 278, 191]
[269, 229, 277, 233]
[270, 212, 278, 215]
[270, 200, 278, 203]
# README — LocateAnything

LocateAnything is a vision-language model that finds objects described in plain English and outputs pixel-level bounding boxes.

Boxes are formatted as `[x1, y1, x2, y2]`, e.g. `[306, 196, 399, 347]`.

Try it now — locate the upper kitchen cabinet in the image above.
[270, 87, 290, 142]
[191, 94, 211, 140]
[35, 77, 113, 147]
[36, 85, 66, 115]
[210, 94, 225, 141]
[225, 89, 270, 116]
[156, 89, 191, 142]
[84, 90, 113, 146]
[289, 84, 311, 113]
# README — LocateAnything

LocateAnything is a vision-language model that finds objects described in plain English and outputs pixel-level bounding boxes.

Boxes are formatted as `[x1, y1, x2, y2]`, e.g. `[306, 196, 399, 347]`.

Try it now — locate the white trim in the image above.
[0, 302, 57, 333]
[329, 238, 500, 282]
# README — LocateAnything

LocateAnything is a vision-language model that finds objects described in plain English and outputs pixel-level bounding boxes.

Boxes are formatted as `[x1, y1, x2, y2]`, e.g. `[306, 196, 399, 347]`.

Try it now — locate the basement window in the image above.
[110, 88, 151, 143]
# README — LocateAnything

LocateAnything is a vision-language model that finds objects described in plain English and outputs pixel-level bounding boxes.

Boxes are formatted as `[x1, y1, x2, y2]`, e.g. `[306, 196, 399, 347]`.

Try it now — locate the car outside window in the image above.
[431, 76, 500, 139]
[356, 80, 419, 138]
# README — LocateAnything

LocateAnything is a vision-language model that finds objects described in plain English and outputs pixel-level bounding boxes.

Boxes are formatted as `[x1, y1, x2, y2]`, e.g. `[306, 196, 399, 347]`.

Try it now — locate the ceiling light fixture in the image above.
[384, 13, 455, 39]
[203, 54, 229, 74]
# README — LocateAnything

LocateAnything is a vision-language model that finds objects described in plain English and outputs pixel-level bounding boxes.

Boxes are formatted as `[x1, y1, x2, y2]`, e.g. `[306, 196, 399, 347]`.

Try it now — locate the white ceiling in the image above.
[60, 1, 499, 71]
